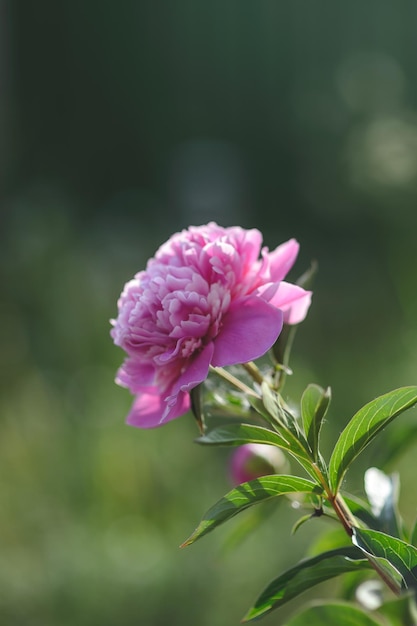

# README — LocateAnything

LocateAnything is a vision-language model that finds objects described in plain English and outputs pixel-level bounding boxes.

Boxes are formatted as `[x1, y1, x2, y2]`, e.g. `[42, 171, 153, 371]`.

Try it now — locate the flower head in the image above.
[111, 223, 311, 428]
[229, 443, 289, 485]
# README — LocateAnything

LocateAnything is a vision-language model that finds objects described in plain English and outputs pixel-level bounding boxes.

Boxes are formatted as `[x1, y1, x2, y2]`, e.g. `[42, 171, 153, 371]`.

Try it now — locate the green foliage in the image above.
[335, 494, 377, 529]
[260, 382, 300, 433]
[242, 548, 371, 621]
[282, 602, 385, 626]
[329, 387, 417, 493]
[282, 595, 417, 626]
[181, 475, 321, 547]
[301, 384, 331, 461]
[186, 381, 417, 623]
[197, 422, 318, 480]
[377, 595, 417, 626]
[353, 528, 417, 591]
[8, 3, 417, 623]
[190, 384, 205, 434]
[197, 423, 292, 449]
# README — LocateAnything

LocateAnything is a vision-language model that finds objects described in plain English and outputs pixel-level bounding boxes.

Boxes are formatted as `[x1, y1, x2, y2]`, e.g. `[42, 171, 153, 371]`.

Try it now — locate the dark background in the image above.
[2, 3, 417, 624]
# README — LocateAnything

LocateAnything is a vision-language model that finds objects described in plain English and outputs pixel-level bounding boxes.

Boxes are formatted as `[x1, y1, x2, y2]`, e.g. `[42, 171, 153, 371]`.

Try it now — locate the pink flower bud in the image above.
[229, 443, 289, 485]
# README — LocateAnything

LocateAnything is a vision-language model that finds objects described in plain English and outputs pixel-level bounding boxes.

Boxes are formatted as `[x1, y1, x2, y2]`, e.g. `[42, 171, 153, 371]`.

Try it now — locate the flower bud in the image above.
[229, 443, 289, 485]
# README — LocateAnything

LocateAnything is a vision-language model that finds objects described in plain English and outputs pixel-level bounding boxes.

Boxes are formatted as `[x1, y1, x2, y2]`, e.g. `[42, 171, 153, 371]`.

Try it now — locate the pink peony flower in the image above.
[111, 223, 311, 428]
[229, 443, 289, 485]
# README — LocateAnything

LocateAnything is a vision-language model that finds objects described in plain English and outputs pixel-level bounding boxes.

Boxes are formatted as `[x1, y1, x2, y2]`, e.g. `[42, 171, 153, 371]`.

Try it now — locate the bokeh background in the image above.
[2, 2, 417, 624]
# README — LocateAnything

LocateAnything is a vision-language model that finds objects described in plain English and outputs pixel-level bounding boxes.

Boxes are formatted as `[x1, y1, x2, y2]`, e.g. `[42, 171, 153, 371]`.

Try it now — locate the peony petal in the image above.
[170, 343, 215, 396]
[268, 281, 312, 324]
[212, 296, 283, 367]
[126, 389, 191, 428]
[268, 239, 299, 281]
[115, 358, 155, 392]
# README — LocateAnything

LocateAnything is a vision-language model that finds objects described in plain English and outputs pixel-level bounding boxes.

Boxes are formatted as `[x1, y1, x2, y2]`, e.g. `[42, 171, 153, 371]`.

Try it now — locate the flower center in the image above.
[181, 337, 203, 358]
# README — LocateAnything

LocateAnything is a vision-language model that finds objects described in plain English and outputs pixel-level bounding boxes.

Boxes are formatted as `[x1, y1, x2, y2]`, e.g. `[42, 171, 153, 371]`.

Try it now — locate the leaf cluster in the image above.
[183, 383, 417, 622]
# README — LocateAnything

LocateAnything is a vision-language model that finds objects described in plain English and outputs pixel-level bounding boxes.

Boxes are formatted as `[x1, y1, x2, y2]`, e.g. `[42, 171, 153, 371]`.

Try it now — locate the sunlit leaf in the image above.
[282, 601, 385, 626]
[260, 382, 312, 457]
[197, 422, 318, 480]
[353, 528, 417, 590]
[329, 387, 417, 493]
[242, 547, 371, 621]
[181, 475, 321, 547]
[261, 382, 294, 431]
[301, 384, 331, 460]
[197, 422, 291, 448]
[291, 513, 315, 535]
[260, 383, 307, 447]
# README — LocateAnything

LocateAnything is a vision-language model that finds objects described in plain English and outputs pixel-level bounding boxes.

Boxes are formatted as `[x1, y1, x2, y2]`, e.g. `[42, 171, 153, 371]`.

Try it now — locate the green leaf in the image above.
[260, 382, 313, 458]
[291, 513, 315, 535]
[220, 501, 277, 553]
[181, 475, 321, 547]
[353, 528, 417, 590]
[260, 383, 307, 445]
[197, 423, 318, 481]
[271, 323, 295, 369]
[242, 547, 371, 622]
[197, 423, 291, 449]
[261, 382, 295, 430]
[283, 601, 385, 626]
[329, 387, 417, 493]
[190, 384, 205, 434]
[338, 493, 377, 529]
[301, 384, 331, 460]
[249, 395, 275, 422]
[377, 594, 417, 626]
[307, 528, 350, 556]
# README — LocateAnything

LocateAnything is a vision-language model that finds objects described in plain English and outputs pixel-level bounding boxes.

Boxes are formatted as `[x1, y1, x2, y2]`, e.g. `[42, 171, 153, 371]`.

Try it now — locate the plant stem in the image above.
[272, 325, 297, 391]
[328, 493, 401, 596]
[242, 361, 264, 385]
[311, 463, 401, 596]
[361, 552, 402, 596]
[330, 494, 354, 537]
[209, 366, 260, 399]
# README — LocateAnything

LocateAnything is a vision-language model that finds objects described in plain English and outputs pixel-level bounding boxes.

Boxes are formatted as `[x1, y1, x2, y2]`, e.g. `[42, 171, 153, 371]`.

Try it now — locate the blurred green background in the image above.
[2, 2, 417, 624]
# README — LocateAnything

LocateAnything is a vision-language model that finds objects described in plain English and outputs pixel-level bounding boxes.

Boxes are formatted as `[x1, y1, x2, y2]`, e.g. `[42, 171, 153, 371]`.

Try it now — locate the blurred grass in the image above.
[3, 2, 417, 624]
